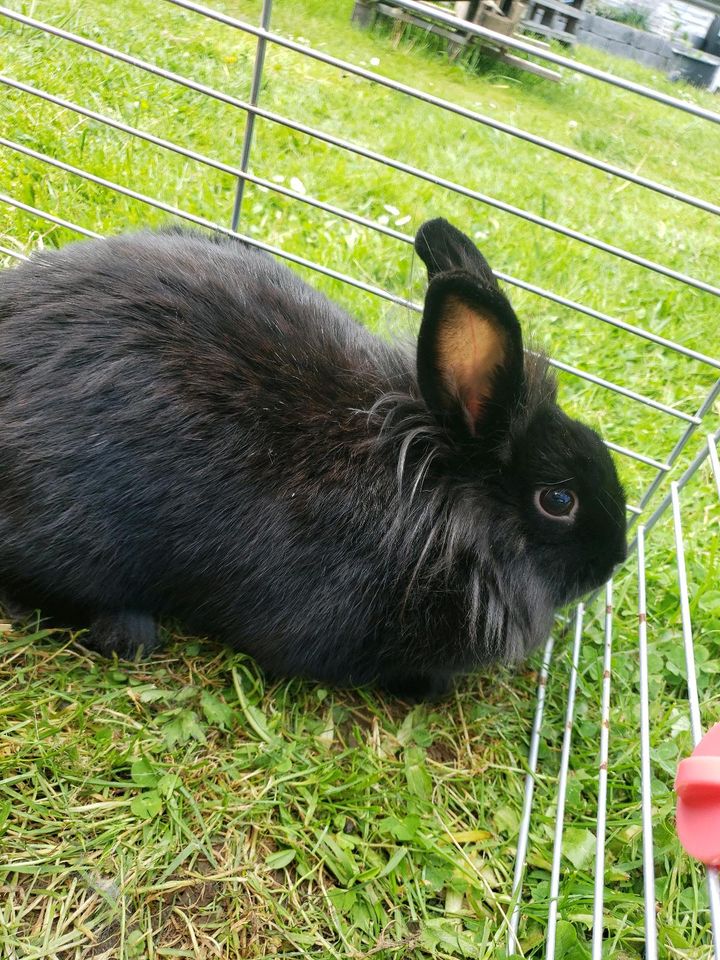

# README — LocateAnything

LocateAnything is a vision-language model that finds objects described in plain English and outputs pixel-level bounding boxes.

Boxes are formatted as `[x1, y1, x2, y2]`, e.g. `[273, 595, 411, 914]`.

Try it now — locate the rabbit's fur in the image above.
[0, 219, 626, 699]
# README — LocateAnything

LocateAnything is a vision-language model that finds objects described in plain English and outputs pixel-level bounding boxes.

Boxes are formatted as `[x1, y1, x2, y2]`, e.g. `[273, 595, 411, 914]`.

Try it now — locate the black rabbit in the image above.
[0, 218, 626, 699]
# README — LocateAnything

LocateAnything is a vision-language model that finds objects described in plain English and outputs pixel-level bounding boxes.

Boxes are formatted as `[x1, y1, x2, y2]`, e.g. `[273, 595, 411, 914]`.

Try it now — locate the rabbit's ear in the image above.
[415, 218, 498, 289]
[417, 272, 524, 440]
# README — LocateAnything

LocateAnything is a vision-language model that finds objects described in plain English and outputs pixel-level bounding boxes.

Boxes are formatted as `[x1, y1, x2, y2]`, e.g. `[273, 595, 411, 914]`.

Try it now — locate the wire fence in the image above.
[1, 0, 719, 955]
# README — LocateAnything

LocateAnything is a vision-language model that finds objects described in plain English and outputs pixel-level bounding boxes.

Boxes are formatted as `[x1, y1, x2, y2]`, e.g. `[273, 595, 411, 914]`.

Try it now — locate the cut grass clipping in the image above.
[1, 0, 719, 957]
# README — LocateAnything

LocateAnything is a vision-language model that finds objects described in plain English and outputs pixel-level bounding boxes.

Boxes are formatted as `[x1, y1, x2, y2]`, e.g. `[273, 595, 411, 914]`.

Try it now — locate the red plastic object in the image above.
[675, 721, 720, 866]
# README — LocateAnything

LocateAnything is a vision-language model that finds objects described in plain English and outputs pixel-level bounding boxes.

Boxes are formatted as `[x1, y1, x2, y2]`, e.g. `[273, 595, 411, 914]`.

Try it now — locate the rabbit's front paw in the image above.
[381, 671, 453, 703]
[85, 611, 160, 660]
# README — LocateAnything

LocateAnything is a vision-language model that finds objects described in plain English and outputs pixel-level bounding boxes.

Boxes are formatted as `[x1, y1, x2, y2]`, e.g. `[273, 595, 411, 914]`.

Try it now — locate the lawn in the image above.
[0, 0, 719, 957]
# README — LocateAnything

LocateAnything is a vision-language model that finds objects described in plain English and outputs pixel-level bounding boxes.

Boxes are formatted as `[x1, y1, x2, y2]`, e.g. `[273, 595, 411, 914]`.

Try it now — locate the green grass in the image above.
[0, 1, 719, 957]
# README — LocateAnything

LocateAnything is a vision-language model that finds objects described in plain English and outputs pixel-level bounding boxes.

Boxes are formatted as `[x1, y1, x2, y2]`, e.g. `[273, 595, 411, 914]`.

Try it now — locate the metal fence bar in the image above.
[230, 0, 272, 231]
[603, 442, 669, 472]
[670, 482, 720, 957]
[1, 9, 718, 298]
[708, 433, 720, 500]
[640, 426, 720, 543]
[591, 581, 614, 960]
[508, 633, 555, 952]
[546, 356, 700, 425]
[636, 524, 658, 960]
[5, 74, 719, 373]
[0, 245, 28, 260]
[164, 0, 720, 218]
[546, 603, 584, 960]
[498, 273, 720, 372]
[0, 188, 424, 313]
[387, 0, 720, 125]
[710, 873, 720, 960]
[0, 193, 102, 239]
[636, 379, 720, 527]
[672, 482, 705, 746]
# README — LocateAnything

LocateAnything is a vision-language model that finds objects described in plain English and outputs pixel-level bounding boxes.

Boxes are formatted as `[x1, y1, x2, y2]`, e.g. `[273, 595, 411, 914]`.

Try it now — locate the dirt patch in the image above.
[426, 739, 458, 765]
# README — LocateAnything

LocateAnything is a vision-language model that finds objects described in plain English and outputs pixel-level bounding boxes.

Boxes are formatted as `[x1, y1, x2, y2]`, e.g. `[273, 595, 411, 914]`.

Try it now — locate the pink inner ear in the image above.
[437, 296, 508, 431]
[464, 395, 483, 426]
[462, 314, 485, 427]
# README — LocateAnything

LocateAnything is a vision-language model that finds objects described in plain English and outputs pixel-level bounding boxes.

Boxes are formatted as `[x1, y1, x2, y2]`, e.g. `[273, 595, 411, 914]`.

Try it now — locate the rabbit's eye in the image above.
[536, 487, 577, 519]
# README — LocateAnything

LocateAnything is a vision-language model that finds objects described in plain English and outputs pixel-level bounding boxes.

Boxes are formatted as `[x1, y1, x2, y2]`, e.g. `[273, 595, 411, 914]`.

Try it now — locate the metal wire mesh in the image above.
[1, 0, 719, 954]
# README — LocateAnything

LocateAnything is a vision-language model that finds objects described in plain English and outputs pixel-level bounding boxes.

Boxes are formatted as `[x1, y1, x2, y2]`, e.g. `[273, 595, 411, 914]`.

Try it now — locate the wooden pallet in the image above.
[522, 0, 587, 46]
[352, 0, 562, 80]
